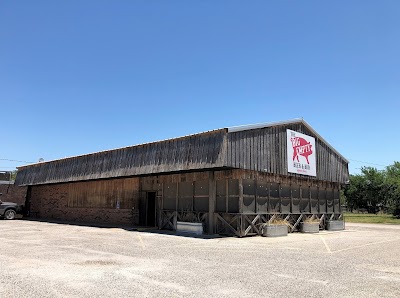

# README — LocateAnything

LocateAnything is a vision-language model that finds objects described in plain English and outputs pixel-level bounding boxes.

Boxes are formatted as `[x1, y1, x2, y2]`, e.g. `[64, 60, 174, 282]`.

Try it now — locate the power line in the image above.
[347, 159, 387, 167]
[0, 158, 34, 163]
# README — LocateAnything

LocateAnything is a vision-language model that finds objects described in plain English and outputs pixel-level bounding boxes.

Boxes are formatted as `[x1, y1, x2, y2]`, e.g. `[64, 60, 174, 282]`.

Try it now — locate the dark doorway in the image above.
[24, 186, 32, 217]
[146, 192, 156, 227]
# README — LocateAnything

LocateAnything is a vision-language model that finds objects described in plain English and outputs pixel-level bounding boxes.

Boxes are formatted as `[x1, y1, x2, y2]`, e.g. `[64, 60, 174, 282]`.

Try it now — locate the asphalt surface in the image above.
[0, 220, 399, 298]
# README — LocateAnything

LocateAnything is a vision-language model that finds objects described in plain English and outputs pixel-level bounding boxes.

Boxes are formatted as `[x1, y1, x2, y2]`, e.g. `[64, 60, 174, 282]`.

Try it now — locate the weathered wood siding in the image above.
[16, 121, 349, 187]
[16, 130, 226, 186]
[226, 123, 349, 183]
[67, 177, 139, 209]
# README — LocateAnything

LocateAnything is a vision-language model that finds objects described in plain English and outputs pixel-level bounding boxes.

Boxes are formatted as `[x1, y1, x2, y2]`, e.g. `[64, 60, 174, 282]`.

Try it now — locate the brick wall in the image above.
[30, 178, 140, 226]
[0, 184, 27, 206]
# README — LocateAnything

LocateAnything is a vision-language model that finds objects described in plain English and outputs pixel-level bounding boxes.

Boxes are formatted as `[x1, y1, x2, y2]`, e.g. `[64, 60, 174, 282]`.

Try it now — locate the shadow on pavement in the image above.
[19, 217, 227, 239]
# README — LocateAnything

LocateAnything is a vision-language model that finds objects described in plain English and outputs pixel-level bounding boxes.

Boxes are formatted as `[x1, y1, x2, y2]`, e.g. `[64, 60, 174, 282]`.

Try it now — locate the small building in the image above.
[15, 119, 349, 236]
[0, 171, 27, 206]
[0, 180, 27, 206]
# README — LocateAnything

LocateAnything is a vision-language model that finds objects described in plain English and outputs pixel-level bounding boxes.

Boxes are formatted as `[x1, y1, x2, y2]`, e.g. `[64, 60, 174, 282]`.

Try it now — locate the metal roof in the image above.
[0, 180, 14, 185]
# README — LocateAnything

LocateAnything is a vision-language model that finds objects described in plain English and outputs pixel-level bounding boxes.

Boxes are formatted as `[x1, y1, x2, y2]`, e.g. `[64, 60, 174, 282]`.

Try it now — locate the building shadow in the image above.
[19, 217, 227, 239]
[134, 227, 225, 239]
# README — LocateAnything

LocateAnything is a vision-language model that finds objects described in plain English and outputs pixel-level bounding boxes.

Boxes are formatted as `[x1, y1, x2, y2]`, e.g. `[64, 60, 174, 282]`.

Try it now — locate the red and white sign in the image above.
[287, 129, 316, 176]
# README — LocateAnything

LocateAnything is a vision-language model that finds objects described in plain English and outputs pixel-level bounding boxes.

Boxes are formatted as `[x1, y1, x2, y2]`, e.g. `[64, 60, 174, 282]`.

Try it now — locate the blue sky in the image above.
[1, 0, 399, 175]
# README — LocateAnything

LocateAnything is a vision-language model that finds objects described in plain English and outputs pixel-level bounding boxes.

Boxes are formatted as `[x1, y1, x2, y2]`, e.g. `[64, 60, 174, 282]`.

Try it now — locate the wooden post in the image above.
[176, 181, 179, 212]
[278, 182, 282, 213]
[317, 185, 320, 214]
[238, 177, 244, 236]
[239, 177, 243, 214]
[157, 182, 163, 229]
[338, 184, 342, 214]
[225, 179, 229, 213]
[267, 182, 271, 214]
[290, 183, 293, 214]
[208, 171, 216, 234]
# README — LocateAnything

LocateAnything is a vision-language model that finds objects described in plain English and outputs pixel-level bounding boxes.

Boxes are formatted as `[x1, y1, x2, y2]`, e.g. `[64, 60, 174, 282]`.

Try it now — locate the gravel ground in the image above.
[0, 220, 399, 298]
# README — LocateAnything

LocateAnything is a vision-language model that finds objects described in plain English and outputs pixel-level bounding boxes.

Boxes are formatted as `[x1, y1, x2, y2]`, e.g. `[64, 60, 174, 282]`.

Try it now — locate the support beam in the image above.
[238, 178, 244, 236]
[216, 213, 240, 236]
[208, 171, 216, 234]
[291, 214, 303, 232]
[319, 214, 325, 229]
[238, 178, 243, 214]
[160, 211, 176, 229]
[244, 214, 260, 235]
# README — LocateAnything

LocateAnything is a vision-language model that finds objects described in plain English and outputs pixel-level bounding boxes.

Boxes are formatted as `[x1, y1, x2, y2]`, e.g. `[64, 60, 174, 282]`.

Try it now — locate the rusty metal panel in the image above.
[319, 188, 327, 213]
[228, 197, 239, 213]
[163, 183, 177, 210]
[281, 198, 291, 213]
[300, 186, 310, 213]
[228, 179, 239, 213]
[194, 180, 209, 212]
[216, 180, 226, 212]
[242, 196, 255, 213]
[310, 187, 318, 213]
[269, 183, 280, 212]
[280, 184, 291, 198]
[178, 182, 193, 211]
[292, 185, 300, 213]
[228, 179, 239, 195]
[256, 180, 268, 213]
[280, 184, 291, 213]
[194, 180, 208, 196]
[242, 179, 255, 213]
[334, 188, 340, 213]
[326, 188, 334, 213]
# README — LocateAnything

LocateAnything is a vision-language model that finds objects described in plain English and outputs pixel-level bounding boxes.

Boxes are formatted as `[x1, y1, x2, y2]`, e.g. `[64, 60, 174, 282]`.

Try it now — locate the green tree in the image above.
[383, 162, 400, 216]
[10, 170, 17, 181]
[361, 167, 385, 212]
[344, 174, 367, 212]
[344, 167, 385, 213]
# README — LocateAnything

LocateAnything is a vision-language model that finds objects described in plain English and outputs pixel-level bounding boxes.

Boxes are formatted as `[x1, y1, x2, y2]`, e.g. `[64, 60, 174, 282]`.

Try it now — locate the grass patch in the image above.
[344, 213, 400, 224]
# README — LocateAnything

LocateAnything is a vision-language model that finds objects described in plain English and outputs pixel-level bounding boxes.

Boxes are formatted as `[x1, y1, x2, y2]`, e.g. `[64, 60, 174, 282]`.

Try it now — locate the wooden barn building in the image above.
[15, 119, 349, 236]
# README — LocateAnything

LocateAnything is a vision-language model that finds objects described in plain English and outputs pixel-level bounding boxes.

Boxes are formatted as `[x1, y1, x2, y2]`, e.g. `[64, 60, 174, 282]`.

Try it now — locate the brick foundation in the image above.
[30, 182, 139, 226]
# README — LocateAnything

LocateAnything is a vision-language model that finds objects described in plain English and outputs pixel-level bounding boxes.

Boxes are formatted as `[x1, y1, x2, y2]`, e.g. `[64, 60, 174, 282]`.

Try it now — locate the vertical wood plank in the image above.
[239, 177, 243, 214]
[208, 171, 216, 234]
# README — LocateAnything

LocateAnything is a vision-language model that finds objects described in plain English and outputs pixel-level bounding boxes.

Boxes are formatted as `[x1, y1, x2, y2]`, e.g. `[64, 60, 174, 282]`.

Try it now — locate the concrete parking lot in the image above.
[0, 220, 399, 298]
